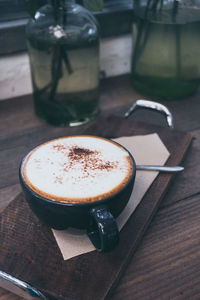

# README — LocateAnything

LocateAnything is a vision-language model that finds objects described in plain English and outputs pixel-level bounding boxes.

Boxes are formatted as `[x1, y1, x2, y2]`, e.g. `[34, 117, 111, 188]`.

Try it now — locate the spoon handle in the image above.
[136, 165, 184, 172]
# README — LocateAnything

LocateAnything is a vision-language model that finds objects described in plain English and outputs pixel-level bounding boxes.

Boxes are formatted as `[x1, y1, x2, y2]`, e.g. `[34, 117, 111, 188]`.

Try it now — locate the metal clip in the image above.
[0, 270, 47, 300]
[124, 99, 174, 128]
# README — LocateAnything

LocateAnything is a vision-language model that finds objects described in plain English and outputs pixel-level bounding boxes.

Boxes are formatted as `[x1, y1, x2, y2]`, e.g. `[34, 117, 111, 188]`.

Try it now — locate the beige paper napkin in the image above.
[52, 133, 170, 260]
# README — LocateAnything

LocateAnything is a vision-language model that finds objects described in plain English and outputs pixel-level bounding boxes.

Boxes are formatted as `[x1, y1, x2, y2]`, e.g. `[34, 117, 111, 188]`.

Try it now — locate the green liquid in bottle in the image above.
[131, 7, 200, 100]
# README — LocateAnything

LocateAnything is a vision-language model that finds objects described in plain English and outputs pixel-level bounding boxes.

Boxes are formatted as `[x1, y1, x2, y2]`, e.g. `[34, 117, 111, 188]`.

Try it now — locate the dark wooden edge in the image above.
[80, 113, 194, 299]
[105, 131, 194, 299]
[0, 113, 194, 300]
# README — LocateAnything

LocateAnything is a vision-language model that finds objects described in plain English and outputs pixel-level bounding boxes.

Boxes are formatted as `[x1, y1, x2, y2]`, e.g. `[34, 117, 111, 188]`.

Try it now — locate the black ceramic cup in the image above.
[19, 136, 136, 252]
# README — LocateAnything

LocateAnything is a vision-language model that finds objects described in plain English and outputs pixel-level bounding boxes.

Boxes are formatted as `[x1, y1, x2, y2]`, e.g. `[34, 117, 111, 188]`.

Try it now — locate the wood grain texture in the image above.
[161, 128, 200, 206]
[0, 289, 20, 300]
[0, 113, 192, 300]
[0, 74, 199, 300]
[0, 184, 21, 213]
[111, 194, 200, 300]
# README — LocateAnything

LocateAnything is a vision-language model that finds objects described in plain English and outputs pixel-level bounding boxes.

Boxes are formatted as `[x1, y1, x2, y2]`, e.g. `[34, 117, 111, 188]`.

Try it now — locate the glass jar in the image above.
[131, 0, 200, 100]
[26, 0, 100, 126]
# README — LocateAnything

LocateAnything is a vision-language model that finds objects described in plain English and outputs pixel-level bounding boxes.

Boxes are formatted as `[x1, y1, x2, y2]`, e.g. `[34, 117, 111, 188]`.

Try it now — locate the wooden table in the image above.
[1, 74, 200, 299]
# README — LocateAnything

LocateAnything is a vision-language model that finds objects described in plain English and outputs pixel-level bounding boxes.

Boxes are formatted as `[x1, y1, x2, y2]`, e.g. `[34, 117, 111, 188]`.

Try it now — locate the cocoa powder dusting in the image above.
[73, 147, 94, 155]
[98, 161, 115, 170]
[34, 158, 41, 169]
[67, 146, 118, 178]
[68, 147, 96, 161]
[51, 144, 119, 183]
[54, 176, 63, 184]
[53, 144, 67, 151]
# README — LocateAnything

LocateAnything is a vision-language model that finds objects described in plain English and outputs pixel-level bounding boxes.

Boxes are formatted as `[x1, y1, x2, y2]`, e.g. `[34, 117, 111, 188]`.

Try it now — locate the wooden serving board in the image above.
[0, 113, 193, 300]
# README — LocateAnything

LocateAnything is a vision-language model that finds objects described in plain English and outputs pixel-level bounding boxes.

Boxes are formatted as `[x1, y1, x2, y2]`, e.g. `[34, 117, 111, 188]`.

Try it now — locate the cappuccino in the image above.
[21, 136, 134, 203]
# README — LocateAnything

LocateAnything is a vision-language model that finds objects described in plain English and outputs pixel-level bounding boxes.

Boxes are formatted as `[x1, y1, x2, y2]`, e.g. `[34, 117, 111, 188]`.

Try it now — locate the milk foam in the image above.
[22, 136, 133, 203]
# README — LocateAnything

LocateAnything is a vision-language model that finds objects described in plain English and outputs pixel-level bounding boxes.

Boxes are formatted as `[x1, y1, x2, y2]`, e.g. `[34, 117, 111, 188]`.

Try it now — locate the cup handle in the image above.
[87, 205, 119, 252]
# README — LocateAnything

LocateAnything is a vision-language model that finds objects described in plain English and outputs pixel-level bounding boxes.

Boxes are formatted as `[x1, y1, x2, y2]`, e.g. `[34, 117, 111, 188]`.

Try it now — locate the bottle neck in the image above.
[50, 0, 75, 7]
[65, 0, 75, 3]
[50, 0, 76, 25]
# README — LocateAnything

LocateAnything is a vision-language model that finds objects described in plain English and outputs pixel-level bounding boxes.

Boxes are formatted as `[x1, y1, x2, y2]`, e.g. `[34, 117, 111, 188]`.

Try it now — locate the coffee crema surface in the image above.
[22, 136, 134, 203]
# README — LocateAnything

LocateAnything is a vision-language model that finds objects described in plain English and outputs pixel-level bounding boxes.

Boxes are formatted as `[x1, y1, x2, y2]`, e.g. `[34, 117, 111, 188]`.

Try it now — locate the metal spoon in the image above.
[136, 165, 184, 173]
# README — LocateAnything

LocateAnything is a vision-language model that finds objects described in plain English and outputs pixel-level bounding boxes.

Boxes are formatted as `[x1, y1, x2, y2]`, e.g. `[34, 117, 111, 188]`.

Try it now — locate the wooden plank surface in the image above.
[0, 74, 200, 299]
[111, 193, 200, 300]
[0, 112, 193, 300]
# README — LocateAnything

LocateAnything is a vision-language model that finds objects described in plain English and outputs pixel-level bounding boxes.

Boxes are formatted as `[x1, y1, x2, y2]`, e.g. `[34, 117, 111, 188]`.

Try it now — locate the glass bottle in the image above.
[26, 0, 100, 126]
[131, 0, 200, 100]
